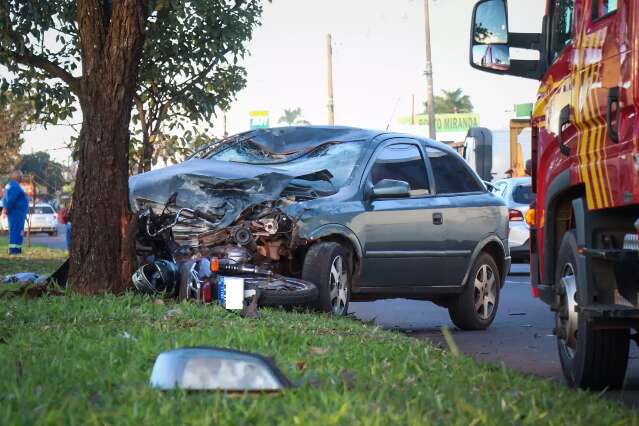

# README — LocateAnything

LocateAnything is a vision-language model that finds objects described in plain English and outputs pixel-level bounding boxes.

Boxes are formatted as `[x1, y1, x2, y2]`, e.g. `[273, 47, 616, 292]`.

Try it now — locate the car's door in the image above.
[424, 145, 494, 281]
[356, 139, 462, 288]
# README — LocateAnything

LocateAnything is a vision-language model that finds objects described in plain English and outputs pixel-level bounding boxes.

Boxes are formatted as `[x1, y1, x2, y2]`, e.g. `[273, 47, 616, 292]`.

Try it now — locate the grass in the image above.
[0, 243, 636, 425]
[0, 237, 67, 279]
[0, 295, 636, 425]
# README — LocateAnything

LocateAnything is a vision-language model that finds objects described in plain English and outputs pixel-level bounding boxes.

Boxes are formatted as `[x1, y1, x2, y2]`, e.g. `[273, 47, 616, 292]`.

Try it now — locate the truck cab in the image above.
[470, 0, 639, 390]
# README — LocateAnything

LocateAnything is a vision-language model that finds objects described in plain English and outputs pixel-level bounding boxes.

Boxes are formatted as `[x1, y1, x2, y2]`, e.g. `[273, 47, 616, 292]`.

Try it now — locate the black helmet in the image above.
[132, 260, 179, 295]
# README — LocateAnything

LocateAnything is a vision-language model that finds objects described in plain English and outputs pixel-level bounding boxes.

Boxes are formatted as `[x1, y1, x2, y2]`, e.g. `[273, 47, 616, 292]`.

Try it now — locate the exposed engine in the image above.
[196, 203, 297, 276]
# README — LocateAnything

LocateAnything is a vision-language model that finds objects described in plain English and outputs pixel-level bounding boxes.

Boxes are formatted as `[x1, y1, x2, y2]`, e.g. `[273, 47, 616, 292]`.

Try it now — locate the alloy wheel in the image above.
[557, 263, 578, 358]
[473, 264, 497, 320]
[329, 255, 349, 315]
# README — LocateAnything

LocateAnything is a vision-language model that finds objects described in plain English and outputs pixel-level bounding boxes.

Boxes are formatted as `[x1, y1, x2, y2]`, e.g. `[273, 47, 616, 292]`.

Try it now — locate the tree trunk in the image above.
[69, 0, 146, 295]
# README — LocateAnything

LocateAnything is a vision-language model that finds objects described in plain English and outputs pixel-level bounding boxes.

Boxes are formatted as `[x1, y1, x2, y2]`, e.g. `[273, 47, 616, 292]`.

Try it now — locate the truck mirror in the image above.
[472, 45, 510, 71]
[469, 0, 544, 80]
[472, 0, 508, 44]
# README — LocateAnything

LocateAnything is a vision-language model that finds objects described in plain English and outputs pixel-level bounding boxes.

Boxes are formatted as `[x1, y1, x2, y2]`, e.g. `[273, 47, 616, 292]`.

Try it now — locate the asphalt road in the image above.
[350, 263, 639, 407]
[23, 224, 67, 250]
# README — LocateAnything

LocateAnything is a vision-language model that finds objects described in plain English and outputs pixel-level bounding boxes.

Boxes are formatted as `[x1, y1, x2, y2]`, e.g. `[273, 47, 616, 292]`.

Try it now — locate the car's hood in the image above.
[129, 158, 334, 231]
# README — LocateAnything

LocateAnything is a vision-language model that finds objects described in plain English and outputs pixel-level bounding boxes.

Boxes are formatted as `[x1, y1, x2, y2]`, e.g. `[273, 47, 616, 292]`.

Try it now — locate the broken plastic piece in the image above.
[150, 347, 292, 391]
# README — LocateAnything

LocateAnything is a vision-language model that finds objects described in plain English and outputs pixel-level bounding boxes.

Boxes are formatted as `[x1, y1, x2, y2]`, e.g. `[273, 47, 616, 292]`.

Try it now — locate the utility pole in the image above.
[411, 94, 416, 125]
[326, 33, 335, 125]
[223, 110, 228, 137]
[423, 0, 436, 139]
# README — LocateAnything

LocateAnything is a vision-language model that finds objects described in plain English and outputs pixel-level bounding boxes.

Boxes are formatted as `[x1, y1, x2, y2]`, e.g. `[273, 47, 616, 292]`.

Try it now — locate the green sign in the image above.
[399, 113, 480, 133]
[515, 103, 533, 117]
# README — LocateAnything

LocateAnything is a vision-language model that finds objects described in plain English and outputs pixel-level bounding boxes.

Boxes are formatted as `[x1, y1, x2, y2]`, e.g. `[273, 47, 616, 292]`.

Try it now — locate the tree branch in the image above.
[0, 4, 81, 95]
[10, 50, 81, 94]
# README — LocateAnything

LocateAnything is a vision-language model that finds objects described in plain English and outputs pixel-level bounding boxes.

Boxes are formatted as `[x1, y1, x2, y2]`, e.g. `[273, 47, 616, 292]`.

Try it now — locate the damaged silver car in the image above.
[130, 126, 510, 329]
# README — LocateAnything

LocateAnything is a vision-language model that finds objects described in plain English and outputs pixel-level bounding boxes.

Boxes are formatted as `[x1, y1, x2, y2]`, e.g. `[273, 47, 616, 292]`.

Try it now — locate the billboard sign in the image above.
[399, 113, 480, 133]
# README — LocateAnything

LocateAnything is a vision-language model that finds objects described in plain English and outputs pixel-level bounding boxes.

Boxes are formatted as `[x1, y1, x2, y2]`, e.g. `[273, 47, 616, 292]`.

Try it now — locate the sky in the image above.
[21, 0, 546, 164]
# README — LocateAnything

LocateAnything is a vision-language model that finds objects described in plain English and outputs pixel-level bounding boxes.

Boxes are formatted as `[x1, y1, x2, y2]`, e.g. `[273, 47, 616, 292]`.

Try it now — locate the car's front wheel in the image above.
[302, 242, 351, 316]
[448, 253, 500, 330]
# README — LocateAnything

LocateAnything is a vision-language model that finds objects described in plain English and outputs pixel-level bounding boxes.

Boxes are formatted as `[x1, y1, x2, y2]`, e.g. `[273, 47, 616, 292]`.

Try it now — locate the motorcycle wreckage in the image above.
[132, 194, 318, 308]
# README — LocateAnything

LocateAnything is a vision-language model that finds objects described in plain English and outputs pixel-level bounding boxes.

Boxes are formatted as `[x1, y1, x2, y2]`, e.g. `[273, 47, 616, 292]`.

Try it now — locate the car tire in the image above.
[448, 253, 500, 330]
[302, 241, 351, 316]
[48, 230, 58, 237]
[555, 230, 629, 389]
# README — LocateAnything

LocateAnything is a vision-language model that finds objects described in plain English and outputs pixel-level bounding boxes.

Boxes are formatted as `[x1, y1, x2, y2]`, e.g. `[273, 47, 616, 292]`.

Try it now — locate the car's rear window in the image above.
[512, 185, 533, 205]
[30, 206, 54, 214]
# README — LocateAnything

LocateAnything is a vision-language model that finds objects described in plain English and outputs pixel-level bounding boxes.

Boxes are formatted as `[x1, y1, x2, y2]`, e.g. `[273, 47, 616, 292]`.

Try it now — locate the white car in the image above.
[490, 177, 532, 263]
[1, 203, 58, 236]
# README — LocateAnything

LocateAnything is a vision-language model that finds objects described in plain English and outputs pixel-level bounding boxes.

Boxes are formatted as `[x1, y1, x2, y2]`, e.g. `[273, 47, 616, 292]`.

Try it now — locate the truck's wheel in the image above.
[302, 242, 351, 316]
[555, 230, 629, 389]
[448, 253, 500, 330]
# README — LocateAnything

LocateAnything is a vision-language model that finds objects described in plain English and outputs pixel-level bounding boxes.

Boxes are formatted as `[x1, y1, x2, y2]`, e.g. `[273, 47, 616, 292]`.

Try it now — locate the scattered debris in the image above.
[0, 283, 64, 299]
[163, 308, 183, 321]
[520, 324, 533, 328]
[3, 273, 45, 284]
[508, 312, 526, 316]
[403, 376, 417, 386]
[241, 294, 259, 318]
[120, 331, 135, 340]
[153, 299, 165, 305]
[150, 347, 292, 391]
[309, 347, 329, 356]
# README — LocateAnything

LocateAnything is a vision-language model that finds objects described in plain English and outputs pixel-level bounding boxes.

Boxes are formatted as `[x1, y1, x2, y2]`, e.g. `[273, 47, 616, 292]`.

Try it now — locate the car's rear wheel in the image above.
[555, 230, 629, 389]
[448, 253, 500, 330]
[302, 242, 351, 316]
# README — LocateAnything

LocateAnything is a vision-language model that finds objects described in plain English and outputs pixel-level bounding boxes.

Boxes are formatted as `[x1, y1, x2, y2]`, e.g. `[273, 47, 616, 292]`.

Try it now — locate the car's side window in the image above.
[426, 147, 484, 194]
[370, 143, 430, 197]
[549, 0, 575, 63]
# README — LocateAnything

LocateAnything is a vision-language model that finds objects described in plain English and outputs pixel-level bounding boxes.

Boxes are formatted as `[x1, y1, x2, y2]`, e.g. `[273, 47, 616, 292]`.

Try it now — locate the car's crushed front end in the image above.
[129, 126, 372, 304]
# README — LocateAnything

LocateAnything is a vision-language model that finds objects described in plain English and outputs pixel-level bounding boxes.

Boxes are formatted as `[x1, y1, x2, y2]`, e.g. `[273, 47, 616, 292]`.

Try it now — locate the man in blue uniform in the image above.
[2, 170, 29, 255]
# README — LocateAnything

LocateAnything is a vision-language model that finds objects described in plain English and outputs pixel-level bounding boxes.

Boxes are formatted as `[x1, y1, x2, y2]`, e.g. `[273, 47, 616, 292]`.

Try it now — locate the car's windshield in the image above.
[512, 184, 533, 205]
[30, 206, 54, 214]
[208, 140, 365, 188]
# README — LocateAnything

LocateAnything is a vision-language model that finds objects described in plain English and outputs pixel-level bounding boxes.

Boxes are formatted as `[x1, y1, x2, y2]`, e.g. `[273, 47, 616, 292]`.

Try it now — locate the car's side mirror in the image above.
[371, 179, 411, 199]
[469, 0, 544, 80]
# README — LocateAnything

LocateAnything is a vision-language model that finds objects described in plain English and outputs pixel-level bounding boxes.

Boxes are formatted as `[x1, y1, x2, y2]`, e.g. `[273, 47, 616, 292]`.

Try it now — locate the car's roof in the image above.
[219, 125, 450, 155]
[33, 203, 55, 208]
[495, 177, 532, 185]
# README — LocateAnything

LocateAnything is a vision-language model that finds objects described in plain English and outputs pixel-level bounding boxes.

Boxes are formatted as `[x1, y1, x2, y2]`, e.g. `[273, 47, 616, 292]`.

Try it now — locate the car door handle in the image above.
[558, 105, 571, 156]
[433, 213, 443, 225]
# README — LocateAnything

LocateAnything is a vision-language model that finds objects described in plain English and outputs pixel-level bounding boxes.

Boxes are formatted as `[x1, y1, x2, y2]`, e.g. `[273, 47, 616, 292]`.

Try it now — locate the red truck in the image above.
[470, 0, 638, 389]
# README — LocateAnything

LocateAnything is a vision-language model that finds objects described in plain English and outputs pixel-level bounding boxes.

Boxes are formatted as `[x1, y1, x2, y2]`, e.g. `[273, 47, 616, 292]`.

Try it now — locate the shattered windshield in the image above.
[208, 141, 365, 187]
